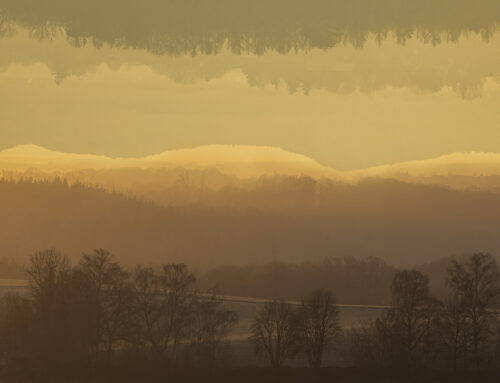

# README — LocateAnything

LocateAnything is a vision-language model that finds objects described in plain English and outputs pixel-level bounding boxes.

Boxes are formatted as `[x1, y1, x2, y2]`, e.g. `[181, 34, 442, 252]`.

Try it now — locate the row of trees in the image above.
[0, 249, 499, 380]
[251, 290, 340, 369]
[351, 253, 500, 371]
[249, 253, 500, 371]
[0, 249, 238, 378]
[0, 248, 343, 380]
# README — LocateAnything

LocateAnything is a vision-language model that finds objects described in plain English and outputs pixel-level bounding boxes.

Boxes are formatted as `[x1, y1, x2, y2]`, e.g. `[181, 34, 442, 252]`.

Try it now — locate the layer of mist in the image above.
[4, 146, 500, 201]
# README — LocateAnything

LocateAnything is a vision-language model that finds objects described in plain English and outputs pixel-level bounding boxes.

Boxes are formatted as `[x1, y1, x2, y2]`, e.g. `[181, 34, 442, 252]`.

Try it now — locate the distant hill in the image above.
[3, 147, 500, 201]
[354, 152, 500, 178]
[2, 177, 500, 267]
[0, 144, 338, 178]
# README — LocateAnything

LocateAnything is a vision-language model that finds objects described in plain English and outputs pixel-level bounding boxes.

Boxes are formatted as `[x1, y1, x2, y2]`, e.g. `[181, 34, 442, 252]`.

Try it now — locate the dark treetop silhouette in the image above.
[1, 0, 499, 56]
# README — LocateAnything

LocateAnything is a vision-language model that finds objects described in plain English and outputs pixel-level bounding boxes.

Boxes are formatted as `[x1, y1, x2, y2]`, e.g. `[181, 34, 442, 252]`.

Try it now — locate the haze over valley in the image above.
[4, 145, 500, 206]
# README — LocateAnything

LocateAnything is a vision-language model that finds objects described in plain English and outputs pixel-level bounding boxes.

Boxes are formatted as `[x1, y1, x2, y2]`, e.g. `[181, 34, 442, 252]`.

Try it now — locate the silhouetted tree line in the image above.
[245, 253, 500, 377]
[2, 0, 500, 56]
[0, 250, 499, 381]
[250, 291, 340, 369]
[350, 253, 500, 372]
[198, 257, 397, 305]
[0, 249, 345, 381]
[0, 249, 238, 381]
[4, 177, 500, 268]
[199, 255, 500, 306]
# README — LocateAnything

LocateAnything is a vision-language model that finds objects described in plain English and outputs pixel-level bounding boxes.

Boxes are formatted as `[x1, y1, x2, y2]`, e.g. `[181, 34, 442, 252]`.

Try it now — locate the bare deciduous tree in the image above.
[132, 263, 197, 361]
[26, 248, 71, 314]
[447, 252, 500, 369]
[132, 265, 163, 356]
[159, 263, 197, 360]
[191, 290, 238, 368]
[24, 249, 86, 371]
[387, 270, 441, 368]
[440, 296, 470, 371]
[296, 289, 340, 368]
[77, 249, 134, 363]
[250, 300, 296, 368]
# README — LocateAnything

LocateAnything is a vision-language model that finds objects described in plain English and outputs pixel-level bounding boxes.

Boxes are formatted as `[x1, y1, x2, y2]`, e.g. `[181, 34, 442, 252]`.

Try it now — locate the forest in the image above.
[1, 178, 500, 382]
[2, 0, 500, 56]
[0, 249, 499, 382]
[3, 177, 500, 267]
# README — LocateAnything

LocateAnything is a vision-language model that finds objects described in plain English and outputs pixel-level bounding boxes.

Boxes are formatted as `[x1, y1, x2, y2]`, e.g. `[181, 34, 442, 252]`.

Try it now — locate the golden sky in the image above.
[1, 1, 500, 170]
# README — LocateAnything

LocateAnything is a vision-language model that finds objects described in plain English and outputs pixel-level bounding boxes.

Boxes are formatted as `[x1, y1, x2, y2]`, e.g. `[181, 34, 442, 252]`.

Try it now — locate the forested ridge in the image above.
[2, 177, 500, 267]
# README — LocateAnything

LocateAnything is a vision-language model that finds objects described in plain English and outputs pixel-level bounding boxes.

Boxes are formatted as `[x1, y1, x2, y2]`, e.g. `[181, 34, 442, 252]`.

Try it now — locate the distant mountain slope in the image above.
[2, 178, 500, 267]
[0, 144, 338, 178]
[3, 146, 500, 200]
[3, 144, 500, 178]
[354, 152, 500, 178]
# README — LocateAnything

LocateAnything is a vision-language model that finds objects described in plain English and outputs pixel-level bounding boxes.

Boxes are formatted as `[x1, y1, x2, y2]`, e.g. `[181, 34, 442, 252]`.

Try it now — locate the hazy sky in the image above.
[1, 1, 500, 170]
